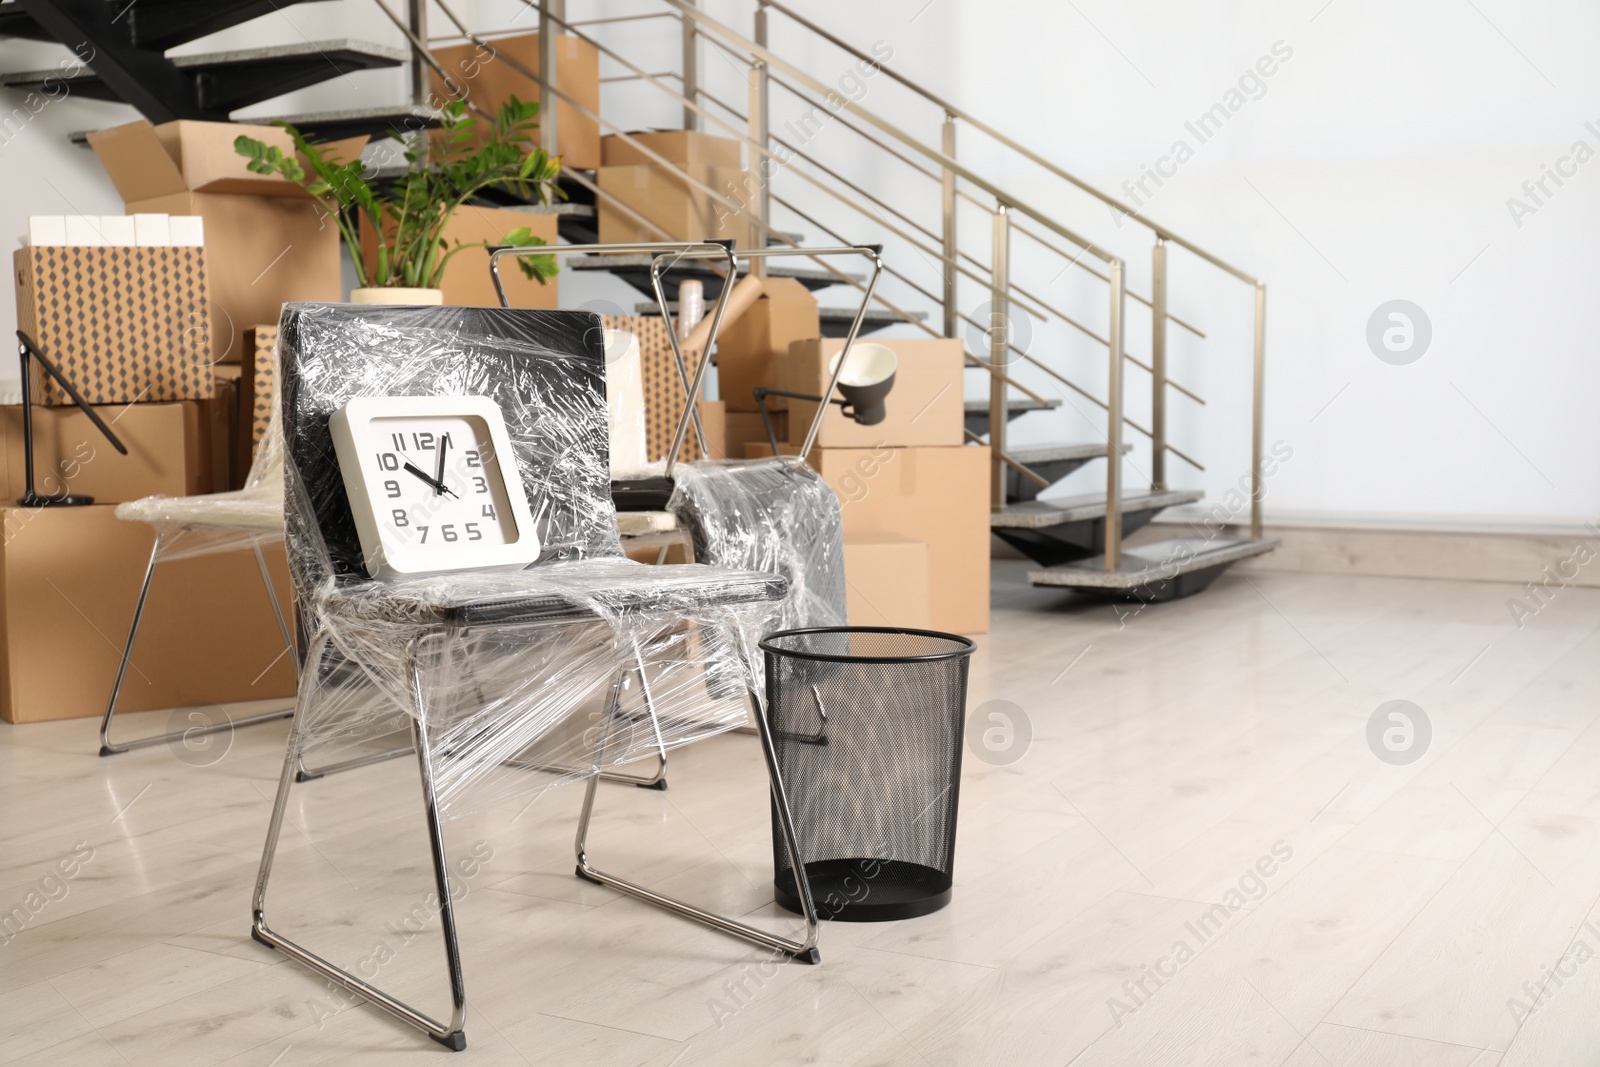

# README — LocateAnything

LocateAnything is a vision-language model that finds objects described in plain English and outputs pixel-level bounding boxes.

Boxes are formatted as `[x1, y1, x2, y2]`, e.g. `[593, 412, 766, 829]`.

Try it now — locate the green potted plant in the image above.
[234, 97, 560, 305]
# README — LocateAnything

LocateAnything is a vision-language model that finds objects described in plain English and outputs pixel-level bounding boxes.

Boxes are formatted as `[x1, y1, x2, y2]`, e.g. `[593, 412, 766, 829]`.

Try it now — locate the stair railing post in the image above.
[681, 0, 700, 131]
[1105, 258, 1125, 571]
[539, 0, 561, 157]
[988, 203, 1010, 513]
[1151, 237, 1167, 491]
[748, 4, 770, 274]
[407, 0, 428, 107]
[1252, 281, 1266, 540]
[941, 113, 958, 338]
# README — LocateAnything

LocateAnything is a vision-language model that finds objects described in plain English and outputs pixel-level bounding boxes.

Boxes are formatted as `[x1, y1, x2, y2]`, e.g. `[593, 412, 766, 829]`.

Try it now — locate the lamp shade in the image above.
[829, 342, 899, 426]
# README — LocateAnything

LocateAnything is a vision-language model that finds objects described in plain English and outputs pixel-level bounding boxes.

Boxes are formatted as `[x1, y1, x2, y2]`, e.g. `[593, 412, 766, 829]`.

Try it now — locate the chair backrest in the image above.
[277, 303, 620, 591]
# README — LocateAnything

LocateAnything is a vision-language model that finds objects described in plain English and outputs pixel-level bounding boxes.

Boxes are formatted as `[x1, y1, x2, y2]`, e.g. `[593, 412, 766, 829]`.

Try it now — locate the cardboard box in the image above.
[597, 163, 752, 249]
[602, 314, 705, 465]
[744, 443, 990, 633]
[361, 205, 559, 310]
[621, 531, 693, 565]
[0, 505, 296, 723]
[0, 402, 211, 504]
[602, 130, 742, 168]
[430, 33, 602, 170]
[15, 245, 215, 405]
[240, 327, 277, 481]
[722, 410, 786, 460]
[699, 399, 726, 460]
[843, 533, 930, 628]
[88, 119, 360, 364]
[206, 367, 241, 491]
[782, 337, 964, 448]
[717, 277, 820, 413]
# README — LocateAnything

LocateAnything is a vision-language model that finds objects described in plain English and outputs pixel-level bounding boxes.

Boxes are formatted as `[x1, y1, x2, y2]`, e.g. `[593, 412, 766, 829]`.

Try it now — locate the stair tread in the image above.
[1027, 536, 1281, 588]
[565, 254, 859, 286]
[990, 488, 1204, 529]
[633, 301, 925, 323]
[964, 396, 1061, 415]
[70, 104, 438, 146]
[171, 39, 408, 67]
[0, 3, 48, 40]
[1009, 441, 1130, 464]
[1, 39, 405, 86]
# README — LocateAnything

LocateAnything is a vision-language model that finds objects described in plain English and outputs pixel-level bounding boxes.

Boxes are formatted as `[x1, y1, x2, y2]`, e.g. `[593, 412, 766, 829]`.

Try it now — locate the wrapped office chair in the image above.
[100, 364, 297, 756]
[250, 303, 821, 1051]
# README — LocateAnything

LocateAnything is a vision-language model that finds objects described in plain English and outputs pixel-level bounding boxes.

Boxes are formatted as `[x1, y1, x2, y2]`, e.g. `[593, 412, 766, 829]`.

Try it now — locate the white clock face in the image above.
[363, 414, 519, 550]
[329, 395, 542, 579]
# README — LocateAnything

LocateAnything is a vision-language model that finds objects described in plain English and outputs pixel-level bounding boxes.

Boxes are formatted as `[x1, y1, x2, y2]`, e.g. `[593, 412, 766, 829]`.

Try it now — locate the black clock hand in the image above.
[434, 434, 449, 496]
[402, 461, 457, 498]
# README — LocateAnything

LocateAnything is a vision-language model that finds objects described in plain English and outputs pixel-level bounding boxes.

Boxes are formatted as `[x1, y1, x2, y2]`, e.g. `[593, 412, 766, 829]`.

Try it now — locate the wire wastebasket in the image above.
[760, 627, 976, 921]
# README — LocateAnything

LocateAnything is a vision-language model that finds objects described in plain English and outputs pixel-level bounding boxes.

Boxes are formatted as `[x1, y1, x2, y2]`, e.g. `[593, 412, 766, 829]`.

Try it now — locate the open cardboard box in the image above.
[88, 120, 366, 364]
[782, 337, 964, 448]
[718, 277, 820, 413]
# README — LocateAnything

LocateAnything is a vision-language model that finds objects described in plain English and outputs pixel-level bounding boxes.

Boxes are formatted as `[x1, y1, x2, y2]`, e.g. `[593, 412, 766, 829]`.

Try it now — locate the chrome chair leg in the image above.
[598, 641, 670, 789]
[252, 634, 470, 1051]
[572, 677, 822, 964]
[295, 742, 415, 782]
[100, 537, 294, 756]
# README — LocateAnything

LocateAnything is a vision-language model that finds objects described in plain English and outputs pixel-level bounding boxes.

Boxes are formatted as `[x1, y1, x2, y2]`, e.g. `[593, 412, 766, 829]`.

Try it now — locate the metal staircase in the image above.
[0, 0, 1278, 605]
[466, 0, 1279, 602]
[0, 0, 427, 136]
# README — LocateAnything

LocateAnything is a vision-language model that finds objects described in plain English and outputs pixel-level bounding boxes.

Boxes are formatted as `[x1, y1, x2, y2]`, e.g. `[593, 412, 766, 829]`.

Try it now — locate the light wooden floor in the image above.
[3, 560, 1598, 1066]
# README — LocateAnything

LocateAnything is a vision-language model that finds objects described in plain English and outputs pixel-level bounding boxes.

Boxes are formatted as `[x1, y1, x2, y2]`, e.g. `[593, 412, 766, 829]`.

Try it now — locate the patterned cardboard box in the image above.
[14, 245, 214, 406]
[602, 314, 703, 465]
[241, 324, 277, 476]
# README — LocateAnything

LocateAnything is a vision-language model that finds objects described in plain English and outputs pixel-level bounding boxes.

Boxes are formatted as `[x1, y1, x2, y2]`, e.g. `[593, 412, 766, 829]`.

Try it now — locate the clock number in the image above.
[417, 525, 429, 543]
[377, 452, 399, 471]
[465, 522, 482, 541]
[465, 450, 482, 468]
[442, 524, 458, 543]
[481, 504, 497, 520]
[384, 479, 401, 499]
[472, 476, 488, 494]
[414, 432, 435, 450]
[391, 509, 409, 527]
[390, 433, 406, 451]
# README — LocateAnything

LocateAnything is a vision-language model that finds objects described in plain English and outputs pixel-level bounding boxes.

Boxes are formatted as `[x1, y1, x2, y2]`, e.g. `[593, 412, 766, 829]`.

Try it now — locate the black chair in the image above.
[250, 303, 820, 1052]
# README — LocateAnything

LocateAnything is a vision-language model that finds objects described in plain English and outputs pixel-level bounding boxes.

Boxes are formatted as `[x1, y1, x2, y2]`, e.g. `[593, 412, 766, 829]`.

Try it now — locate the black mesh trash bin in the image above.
[760, 627, 976, 922]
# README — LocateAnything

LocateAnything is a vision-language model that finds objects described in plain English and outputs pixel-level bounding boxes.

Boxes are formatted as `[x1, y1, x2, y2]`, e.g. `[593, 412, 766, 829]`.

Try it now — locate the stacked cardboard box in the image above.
[2, 198, 299, 722]
[597, 131, 753, 248]
[430, 33, 603, 170]
[744, 336, 989, 634]
[359, 204, 560, 310]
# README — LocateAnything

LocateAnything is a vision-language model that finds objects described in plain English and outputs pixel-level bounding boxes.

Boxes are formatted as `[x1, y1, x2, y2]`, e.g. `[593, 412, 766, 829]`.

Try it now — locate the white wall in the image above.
[1, 0, 1594, 531]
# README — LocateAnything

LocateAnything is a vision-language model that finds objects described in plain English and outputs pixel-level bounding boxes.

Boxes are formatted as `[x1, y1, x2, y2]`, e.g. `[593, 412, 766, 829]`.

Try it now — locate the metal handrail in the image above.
[665, 0, 1116, 267]
[538, 11, 1052, 331]
[425, 0, 1266, 553]
[757, 0, 1258, 285]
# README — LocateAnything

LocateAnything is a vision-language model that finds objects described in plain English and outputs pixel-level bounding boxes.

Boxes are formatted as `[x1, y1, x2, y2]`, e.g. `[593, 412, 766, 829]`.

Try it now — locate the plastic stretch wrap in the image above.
[113, 358, 286, 563]
[280, 303, 783, 817]
[668, 458, 847, 636]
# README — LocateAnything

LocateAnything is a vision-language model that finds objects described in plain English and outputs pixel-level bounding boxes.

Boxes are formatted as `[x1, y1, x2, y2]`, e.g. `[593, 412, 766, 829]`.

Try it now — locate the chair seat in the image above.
[116, 490, 284, 533]
[320, 556, 787, 627]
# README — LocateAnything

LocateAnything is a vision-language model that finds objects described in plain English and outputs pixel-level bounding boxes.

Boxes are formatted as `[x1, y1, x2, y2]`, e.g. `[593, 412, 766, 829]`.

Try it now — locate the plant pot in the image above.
[349, 287, 445, 306]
